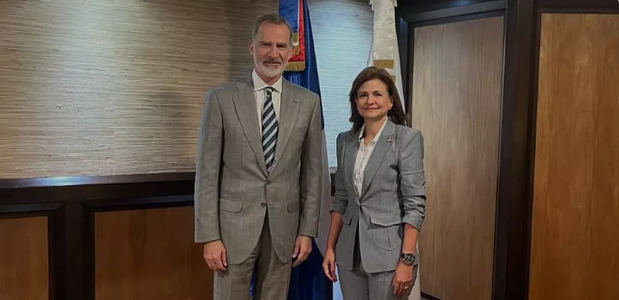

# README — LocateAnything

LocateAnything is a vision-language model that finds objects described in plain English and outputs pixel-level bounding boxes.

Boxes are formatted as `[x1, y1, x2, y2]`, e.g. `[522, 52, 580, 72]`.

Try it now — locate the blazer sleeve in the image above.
[398, 129, 427, 231]
[330, 132, 348, 216]
[194, 89, 224, 243]
[297, 94, 323, 237]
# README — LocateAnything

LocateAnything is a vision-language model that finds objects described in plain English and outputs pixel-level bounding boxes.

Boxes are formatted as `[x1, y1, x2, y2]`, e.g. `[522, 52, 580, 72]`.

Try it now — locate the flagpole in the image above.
[369, 1, 420, 300]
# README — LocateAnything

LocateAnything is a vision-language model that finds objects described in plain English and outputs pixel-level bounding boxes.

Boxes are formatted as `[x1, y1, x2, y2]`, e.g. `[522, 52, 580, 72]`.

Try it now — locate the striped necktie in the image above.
[262, 87, 278, 171]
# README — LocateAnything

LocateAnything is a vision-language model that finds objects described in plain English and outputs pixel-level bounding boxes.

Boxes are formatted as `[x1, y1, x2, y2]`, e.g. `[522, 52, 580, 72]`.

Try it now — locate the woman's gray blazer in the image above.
[331, 120, 426, 273]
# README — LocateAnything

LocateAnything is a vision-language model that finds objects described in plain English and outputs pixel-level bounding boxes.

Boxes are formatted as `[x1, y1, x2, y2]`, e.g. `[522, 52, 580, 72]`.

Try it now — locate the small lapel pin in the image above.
[386, 138, 392, 143]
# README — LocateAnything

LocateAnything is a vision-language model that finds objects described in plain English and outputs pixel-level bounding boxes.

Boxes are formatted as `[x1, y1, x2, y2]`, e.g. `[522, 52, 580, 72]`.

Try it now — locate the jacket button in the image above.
[261, 202, 267, 208]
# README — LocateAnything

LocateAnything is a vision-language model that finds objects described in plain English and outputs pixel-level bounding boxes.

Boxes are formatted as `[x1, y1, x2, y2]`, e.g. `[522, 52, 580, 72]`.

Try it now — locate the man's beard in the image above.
[257, 61, 285, 78]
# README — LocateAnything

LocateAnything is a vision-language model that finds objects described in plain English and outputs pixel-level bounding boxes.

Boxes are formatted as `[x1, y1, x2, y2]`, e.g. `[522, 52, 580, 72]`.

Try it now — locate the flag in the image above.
[368, 0, 405, 110]
[369, 1, 420, 299]
[280, 0, 333, 299]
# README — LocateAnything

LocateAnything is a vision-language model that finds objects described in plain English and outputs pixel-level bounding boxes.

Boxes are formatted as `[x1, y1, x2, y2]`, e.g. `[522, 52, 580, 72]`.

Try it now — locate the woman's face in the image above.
[355, 78, 393, 123]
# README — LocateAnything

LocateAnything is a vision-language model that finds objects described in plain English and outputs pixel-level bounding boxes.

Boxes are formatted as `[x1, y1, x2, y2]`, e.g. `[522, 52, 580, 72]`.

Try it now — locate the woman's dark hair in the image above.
[348, 66, 407, 131]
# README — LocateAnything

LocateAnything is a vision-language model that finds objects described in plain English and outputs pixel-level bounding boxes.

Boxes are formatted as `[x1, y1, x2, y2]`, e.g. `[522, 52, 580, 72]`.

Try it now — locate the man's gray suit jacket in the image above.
[194, 76, 323, 264]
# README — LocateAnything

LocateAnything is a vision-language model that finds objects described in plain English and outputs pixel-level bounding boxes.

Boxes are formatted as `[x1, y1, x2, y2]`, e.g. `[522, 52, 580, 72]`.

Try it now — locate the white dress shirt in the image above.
[353, 119, 388, 196]
[252, 69, 283, 135]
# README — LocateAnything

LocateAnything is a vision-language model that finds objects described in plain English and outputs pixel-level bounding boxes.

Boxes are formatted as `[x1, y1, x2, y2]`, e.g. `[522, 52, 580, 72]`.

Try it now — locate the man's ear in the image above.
[282, 45, 292, 63]
[248, 40, 254, 55]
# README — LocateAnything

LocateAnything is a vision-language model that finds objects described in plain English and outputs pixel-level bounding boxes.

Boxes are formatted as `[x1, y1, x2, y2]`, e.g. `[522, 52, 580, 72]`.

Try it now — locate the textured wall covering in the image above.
[530, 13, 619, 300]
[0, 0, 276, 179]
[411, 16, 504, 300]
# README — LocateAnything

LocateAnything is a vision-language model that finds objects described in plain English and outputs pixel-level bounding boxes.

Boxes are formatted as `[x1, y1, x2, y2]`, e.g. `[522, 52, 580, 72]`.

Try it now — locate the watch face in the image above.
[401, 253, 415, 265]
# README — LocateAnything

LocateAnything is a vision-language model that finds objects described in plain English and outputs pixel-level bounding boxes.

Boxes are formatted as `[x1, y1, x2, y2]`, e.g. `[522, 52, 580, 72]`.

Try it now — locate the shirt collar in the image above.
[252, 69, 282, 93]
[358, 118, 389, 144]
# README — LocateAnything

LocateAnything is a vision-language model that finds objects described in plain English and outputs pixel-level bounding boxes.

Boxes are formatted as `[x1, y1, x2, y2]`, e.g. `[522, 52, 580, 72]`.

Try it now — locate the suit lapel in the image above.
[269, 80, 300, 172]
[360, 120, 395, 199]
[232, 78, 267, 175]
[344, 130, 360, 199]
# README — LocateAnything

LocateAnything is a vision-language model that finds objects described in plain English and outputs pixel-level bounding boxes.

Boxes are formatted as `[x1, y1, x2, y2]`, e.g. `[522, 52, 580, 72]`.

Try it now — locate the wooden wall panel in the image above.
[411, 16, 504, 300]
[0, 0, 276, 179]
[530, 13, 619, 300]
[0, 216, 48, 300]
[95, 206, 212, 300]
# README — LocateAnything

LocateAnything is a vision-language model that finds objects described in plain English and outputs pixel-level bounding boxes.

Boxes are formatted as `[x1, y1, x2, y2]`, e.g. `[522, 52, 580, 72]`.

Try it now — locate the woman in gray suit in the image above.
[322, 67, 426, 300]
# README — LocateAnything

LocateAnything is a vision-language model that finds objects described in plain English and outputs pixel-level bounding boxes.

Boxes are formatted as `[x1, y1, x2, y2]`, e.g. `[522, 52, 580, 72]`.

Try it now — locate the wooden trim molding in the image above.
[537, 0, 619, 10]
[0, 172, 194, 189]
[400, 1, 505, 23]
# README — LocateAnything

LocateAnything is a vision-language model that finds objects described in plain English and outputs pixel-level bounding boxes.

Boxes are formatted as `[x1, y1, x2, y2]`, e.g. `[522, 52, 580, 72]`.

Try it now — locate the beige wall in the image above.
[0, 0, 276, 179]
[0, 0, 373, 179]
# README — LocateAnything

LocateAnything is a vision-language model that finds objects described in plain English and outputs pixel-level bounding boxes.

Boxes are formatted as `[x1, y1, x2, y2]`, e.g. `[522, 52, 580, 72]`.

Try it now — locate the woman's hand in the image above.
[392, 260, 414, 297]
[322, 247, 338, 282]
[323, 212, 344, 282]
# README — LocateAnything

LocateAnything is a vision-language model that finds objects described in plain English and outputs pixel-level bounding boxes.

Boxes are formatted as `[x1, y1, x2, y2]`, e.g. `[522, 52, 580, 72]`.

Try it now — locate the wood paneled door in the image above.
[411, 15, 504, 300]
[530, 13, 619, 300]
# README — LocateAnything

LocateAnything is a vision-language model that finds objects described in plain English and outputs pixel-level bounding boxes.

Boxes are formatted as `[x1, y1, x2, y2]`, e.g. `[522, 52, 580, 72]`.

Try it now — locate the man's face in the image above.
[249, 22, 292, 85]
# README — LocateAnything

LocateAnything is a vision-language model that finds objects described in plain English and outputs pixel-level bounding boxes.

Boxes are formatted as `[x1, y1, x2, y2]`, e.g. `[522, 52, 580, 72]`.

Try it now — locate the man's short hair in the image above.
[252, 13, 293, 45]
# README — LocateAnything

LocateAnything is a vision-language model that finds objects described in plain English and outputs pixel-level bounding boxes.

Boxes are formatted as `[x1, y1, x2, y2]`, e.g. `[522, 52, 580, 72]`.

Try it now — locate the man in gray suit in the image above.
[194, 13, 323, 300]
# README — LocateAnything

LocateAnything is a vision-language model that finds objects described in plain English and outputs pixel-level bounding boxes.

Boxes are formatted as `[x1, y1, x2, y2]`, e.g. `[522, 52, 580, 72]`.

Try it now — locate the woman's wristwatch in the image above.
[400, 252, 416, 265]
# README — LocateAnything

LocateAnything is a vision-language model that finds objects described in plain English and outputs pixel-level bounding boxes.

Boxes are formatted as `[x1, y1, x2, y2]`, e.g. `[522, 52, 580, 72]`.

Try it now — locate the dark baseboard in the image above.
[421, 291, 441, 300]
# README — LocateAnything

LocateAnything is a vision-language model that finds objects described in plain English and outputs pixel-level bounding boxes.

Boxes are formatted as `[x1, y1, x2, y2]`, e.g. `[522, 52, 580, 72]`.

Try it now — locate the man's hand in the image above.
[203, 240, 227, 272]
[292, 235, 312, 267]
